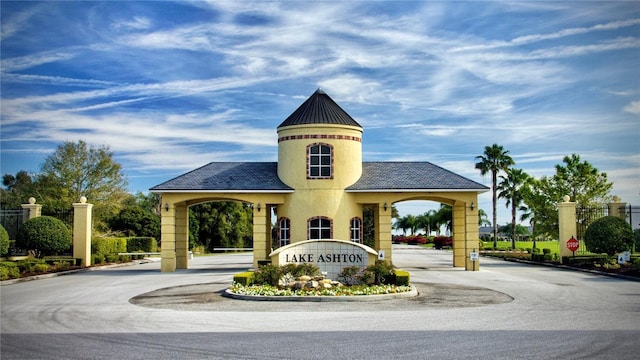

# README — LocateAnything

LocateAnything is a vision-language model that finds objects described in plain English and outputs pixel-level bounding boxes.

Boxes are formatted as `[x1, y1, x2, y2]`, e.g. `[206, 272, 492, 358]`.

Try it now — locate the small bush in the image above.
[584, 216, 634, 256]
[32, 263, 50, 273]
[233, 271, 255, 285]
[542, 248, 551, 255]
[92, 237, 127, 258]
[16, 216, 72, 257]
[93, 254, 104, 265]
[433, 236, 453, 249]
[253, 264, 281, 286]
[0, 262, 20, 280]
[338, 266, 361, 285]
[0, 225, 9, 256]
[365, 260, 395, 285]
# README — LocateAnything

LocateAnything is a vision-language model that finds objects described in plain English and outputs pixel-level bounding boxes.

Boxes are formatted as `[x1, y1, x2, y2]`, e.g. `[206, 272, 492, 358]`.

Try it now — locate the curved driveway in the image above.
[2, 245, 639, 359]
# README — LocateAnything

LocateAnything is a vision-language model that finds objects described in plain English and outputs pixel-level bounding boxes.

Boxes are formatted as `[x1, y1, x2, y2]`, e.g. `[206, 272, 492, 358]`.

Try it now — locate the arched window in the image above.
[307, 143, 333, 179]
[350, 217, 362, 243]
[308, 216, 332, 240]
[278, 217, 290, 247]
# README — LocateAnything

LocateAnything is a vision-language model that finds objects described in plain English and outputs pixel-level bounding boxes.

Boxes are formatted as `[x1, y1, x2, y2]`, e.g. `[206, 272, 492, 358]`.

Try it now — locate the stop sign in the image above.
[567, 237, 579, 252]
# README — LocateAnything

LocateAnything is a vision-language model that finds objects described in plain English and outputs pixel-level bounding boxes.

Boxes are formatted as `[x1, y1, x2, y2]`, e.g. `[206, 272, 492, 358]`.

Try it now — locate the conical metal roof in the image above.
[277, 89, 362, 128]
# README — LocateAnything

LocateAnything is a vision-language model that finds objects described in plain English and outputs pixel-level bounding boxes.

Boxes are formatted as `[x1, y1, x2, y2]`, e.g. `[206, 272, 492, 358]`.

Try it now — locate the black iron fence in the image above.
[0, 209, 25, 240]
[575, 204, 638, 255]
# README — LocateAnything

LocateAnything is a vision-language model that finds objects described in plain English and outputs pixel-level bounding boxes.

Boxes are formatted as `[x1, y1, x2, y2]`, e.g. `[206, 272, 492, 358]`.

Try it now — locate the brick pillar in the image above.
[558, 195, 577, 262]
[21, 197, 42, 220]
[452, 201, 465, 268]
[72, 197, 93, 267]
[175, 203, 189, 270]
[465, 199, 480, 271]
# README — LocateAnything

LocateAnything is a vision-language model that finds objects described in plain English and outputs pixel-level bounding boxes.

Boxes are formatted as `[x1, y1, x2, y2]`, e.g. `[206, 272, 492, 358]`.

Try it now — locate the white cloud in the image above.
[623, 100, 640, 114]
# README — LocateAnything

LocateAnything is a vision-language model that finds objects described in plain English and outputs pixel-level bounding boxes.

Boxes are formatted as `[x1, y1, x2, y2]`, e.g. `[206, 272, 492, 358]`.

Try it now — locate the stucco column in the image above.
[72, 197, 93, 267]
[464, 199, 480, 271]
[558, 195, 577, 262]
[452, 201, 465, 267]
[21, 197, 42, 220]
[608, 196, 627, 219]
[160, 200, 176, 272]
[253, 202, 269, 268]
[375, 202, 392, 262]
[175, 203, 189, 270]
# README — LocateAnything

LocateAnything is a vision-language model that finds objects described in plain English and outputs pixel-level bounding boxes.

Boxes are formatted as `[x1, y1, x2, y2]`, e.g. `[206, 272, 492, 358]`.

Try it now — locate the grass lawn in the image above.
[483, 240, 560, 255]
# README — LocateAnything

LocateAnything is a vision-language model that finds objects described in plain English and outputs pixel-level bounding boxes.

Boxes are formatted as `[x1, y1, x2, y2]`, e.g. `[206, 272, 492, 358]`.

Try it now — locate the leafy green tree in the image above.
[394, 214, 417, 236]
[497, 168, 531, 249]
[434, 204, 452, 235]
[16, 216, 72, 257]
[108, 207, 160, 238]
[553, 154, 612, 206]
[520, 176, 558, 241]
[475, 144, 515, 248]
[35, 141, 128, 230]
[189, 202, 253, 252]
[478, 209, 491, 227]
[416, 210, 438, 236]
[584, 216, 633, 255]
[1, 171, 36, 209]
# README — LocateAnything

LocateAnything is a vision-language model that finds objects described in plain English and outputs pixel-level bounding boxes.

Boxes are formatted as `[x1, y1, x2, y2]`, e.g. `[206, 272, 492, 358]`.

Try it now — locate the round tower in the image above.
[276, 89, 364, 244]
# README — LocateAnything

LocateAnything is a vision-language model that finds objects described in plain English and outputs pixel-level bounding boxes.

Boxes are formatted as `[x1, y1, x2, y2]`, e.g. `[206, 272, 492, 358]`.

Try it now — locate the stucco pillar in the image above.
[160, 200, 176, 272]
[175, 203, 189, 270]
[72, 197, 93, 267]
[464, 199, 480, 271]
[608, 196, 627, 219]
[375, 202, 392, 262]
[21, 197, 42, 220]
[253, 202, 269, 268]
[558, 195, 577, 262]
[452, 201, 465, 268]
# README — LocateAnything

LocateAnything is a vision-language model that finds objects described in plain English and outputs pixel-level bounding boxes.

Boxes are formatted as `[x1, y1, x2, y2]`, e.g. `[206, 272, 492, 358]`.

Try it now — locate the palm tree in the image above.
[416, 210, 437, 236]
[475, 144, 515, 248]
[497, 168, 531, 249]
[478, 209, 491, 227]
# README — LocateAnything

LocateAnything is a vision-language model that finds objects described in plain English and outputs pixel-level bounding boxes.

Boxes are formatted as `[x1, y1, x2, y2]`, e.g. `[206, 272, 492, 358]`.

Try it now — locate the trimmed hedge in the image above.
[233, 271, 255, 286]
[0, 225, 9, 256]
[126, 237, 157, 252]
[394, 270, 410, 286]
[16, 216, 71, 257]
[92, 237, 127, 257]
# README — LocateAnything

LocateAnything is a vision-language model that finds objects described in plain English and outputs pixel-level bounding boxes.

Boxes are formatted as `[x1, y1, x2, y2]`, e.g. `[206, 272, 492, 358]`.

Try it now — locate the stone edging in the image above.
[222, 285, 418, 302]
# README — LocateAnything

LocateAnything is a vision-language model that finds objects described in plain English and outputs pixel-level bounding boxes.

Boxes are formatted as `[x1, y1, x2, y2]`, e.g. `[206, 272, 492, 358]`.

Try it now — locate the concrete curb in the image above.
[223, 285, 418, 302]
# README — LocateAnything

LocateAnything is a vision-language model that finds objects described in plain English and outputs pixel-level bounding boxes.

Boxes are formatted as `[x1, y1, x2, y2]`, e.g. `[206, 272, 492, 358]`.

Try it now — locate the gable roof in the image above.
[346, 162, 489, 192]
[151, 161, 488, 193]
[277, 89, 363, 129]
[149, 162, 293, 193]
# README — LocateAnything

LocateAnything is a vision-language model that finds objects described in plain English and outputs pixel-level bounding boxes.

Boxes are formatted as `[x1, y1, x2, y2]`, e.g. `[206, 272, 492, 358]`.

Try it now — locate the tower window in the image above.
[307, 143, 333, 179]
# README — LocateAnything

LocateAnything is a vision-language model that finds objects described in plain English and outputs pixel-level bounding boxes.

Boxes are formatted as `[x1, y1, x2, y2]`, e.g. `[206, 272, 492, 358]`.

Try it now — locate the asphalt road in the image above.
[1, 245, 639, 359]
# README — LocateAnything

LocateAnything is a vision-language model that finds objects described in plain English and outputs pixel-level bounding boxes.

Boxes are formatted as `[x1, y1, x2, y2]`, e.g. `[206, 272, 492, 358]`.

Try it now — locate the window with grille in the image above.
[350, 217, 362, 243]
[278, 218, 290, 247]
[309, 217, 332, 240]
[308, 143, 332, 179]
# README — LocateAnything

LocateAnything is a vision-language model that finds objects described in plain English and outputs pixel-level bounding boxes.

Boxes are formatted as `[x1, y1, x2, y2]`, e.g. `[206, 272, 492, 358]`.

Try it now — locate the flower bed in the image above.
[229, 282, 412, 297]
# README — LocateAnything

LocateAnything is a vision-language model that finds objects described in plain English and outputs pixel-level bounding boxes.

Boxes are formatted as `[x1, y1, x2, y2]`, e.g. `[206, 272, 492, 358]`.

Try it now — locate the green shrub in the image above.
[338, 266, 361, 285]
[16, 216, 72, 257]
[32, 263, 50, 273]
[584, 216, 634, 256]
[126, 237, 157, 252]
[0, 225, 9, 256]
[92, 237, 127, 257]
[253, 264, 282, 286]
[233, 271, 255, 285]
[394, 270, 410, 286]
[16, 258, 45, 272]
[542, 248, 551, 255]
[105, 254, 119, 263]
[93, 254, 104, 265]
[0, 262, 20, 280]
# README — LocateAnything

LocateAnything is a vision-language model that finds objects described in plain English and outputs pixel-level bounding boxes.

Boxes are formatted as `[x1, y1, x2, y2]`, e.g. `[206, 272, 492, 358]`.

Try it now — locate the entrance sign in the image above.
[270, 240, 379, 280]
[378, 250, 385, 260]
[566, 236, 579, 253]
[470, 252, 479, 261]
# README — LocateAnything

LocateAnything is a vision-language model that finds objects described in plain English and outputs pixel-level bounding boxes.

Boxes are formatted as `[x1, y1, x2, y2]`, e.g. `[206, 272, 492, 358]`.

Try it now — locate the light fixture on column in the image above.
[257, 203, 261, 212]
[470, 202, 475, 211]
[165, 202, 169, 211]
[383, 202, 388, 211]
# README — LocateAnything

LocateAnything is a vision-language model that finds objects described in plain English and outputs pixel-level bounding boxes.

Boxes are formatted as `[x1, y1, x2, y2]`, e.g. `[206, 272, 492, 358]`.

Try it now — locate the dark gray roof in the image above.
[151, 161, 488, 193]
[278, 89, 362, 128]
[150, 162, 293, 192]
[346, 162, 489, 192]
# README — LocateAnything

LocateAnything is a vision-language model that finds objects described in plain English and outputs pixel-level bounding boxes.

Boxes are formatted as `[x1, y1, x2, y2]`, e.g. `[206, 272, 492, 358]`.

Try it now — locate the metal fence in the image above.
[575, 204, 638, 255]
[0, 209, 25, 240]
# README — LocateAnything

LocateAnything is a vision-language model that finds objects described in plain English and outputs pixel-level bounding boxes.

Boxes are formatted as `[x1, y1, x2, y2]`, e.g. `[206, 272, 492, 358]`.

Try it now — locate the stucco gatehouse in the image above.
[151, 89, 488, 272]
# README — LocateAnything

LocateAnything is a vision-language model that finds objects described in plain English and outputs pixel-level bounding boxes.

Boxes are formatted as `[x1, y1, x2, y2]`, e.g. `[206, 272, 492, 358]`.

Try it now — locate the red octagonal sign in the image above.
[567, 237, 579, 252]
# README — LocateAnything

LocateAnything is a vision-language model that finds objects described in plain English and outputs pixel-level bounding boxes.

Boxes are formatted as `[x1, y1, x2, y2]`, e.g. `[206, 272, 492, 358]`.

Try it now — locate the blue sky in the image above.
[1, 1, 639, 226]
